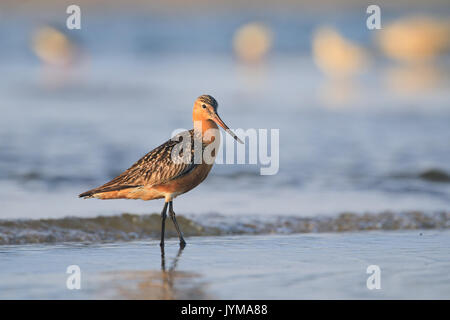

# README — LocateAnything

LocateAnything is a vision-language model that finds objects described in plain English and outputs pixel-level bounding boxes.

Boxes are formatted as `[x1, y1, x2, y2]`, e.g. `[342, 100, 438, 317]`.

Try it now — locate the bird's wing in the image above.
[79, 130, 197, 198]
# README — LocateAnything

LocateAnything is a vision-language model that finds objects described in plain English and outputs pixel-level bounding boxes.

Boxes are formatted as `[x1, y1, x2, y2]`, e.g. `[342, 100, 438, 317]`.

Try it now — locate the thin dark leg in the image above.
[160, 202, 168, 247]
[169, 201, 186, 247]
[160, 245, 166, 271]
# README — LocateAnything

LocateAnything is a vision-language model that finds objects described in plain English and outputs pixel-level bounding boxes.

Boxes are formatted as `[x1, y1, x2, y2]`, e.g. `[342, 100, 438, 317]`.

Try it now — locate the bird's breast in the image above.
[153, 162, 214, 200]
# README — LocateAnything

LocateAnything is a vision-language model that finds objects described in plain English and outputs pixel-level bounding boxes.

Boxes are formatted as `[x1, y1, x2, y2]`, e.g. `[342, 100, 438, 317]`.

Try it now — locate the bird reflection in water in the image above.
[160, 245, 185, 294]
[106, 245, 208, 299]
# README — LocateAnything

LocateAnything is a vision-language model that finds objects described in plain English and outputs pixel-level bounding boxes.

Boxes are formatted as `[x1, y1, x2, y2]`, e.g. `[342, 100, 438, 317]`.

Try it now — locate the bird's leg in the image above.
[160, 202, 169, 247]
[160, 245, 166, 271]
[169, 201, 187, 247]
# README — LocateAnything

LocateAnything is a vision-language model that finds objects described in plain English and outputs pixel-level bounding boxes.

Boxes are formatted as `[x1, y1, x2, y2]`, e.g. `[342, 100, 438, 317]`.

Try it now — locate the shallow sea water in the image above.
[1, 8, 450, 222]
[1, 230, 449, 299]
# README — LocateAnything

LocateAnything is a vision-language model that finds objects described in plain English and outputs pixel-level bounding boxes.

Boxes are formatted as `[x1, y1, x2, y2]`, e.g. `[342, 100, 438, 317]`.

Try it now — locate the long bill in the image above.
[212, 113, 244, 144]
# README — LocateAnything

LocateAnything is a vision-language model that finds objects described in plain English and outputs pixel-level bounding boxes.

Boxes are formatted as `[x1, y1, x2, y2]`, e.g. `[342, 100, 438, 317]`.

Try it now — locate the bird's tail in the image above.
[78, 185, 141, 199]
[78, 189, 96, 198]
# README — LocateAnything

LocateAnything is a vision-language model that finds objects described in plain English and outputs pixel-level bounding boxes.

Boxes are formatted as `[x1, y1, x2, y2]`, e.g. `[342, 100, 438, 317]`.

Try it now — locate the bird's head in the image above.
[193, 94, 243, 144]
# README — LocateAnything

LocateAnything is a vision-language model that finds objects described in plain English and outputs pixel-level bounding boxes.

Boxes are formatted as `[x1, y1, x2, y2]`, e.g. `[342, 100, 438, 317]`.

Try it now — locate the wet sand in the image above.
[1, 230, 449, 299]
[1, 211, 448, 245]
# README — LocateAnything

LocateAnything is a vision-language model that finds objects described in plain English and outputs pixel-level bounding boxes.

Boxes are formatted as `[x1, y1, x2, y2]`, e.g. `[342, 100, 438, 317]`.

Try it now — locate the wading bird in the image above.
[79, 95, 243, 247]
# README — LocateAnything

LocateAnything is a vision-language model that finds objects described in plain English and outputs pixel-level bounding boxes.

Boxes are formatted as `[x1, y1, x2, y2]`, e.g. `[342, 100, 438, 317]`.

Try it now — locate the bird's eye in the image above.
[202, 104, 207, 109]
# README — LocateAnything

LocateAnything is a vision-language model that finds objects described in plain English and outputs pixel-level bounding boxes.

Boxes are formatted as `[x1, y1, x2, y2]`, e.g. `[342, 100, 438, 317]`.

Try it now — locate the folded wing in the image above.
[79, 130, 197, 198]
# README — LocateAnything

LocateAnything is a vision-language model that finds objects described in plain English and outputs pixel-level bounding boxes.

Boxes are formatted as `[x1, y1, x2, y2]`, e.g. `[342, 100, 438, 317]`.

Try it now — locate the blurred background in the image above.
[1, 0, 450, 221]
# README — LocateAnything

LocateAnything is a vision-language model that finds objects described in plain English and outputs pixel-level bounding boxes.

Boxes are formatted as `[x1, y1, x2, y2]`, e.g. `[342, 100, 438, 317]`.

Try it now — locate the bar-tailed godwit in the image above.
[79, 95, 242, 247]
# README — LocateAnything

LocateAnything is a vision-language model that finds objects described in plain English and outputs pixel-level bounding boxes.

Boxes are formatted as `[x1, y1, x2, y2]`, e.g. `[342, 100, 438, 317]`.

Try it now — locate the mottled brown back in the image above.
[79, 130, 198, 198]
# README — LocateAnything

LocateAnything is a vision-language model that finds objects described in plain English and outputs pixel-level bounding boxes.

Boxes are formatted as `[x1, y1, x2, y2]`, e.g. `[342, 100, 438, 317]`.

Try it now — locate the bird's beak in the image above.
[211, 113, 243, 144]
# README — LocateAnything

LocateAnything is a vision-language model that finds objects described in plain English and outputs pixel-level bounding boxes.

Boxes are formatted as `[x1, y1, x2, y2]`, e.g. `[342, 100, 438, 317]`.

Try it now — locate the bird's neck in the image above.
[193, 119, 220, 144]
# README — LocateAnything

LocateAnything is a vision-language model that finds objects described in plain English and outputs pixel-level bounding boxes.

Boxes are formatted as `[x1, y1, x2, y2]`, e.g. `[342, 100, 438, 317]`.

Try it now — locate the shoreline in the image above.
[0, 211, 448, 245]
